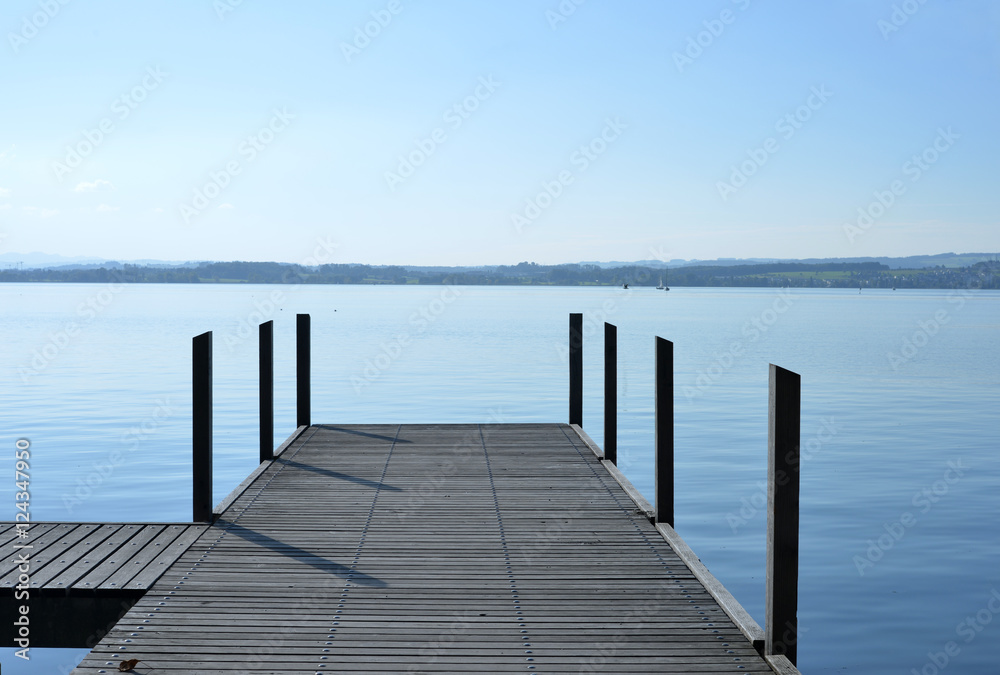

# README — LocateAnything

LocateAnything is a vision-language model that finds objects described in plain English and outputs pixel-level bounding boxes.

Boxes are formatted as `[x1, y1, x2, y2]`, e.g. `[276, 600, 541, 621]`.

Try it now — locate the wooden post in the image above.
[604, 322, 617, 464]
[654, 337, 674, 527]
[766, 364, 801, 664]
[297, 313, 310, 428]
[569, 313, 583, 426]
[259, 320, 274, 463]
[192, 331, 213, 523]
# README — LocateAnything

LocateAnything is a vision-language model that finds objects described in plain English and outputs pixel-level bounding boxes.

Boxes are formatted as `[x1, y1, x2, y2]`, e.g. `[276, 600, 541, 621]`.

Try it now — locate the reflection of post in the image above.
[192, 331, 213, 523]
[297, 314, 311, 428]
[604, 322, 617, 464]
[766, 364, 801, 664]
[569, 313, 583, 426]
[654, 336, 674, 527]
[259, 320, 274, 463]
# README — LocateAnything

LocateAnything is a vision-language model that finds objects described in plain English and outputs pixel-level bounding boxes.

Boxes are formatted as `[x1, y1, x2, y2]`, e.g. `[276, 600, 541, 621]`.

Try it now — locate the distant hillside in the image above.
[0, 252, 204, 270]
[5, 251, 995, 271]
[2, 259, 997, 289]
[585, 252, 998, 270]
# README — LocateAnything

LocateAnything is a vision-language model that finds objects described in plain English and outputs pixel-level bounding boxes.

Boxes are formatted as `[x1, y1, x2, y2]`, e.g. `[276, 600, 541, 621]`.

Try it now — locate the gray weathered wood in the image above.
[0, 524, 207, 595]
[67, 423, 787, 674]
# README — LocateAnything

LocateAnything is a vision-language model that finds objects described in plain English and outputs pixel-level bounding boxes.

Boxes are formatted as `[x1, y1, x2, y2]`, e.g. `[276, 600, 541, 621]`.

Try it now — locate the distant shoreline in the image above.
[1, 260, 996, 290]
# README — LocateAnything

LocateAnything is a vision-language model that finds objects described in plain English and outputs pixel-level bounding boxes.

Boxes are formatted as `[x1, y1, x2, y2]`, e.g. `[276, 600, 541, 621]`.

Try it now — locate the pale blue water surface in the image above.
[1, 283, 997, 673]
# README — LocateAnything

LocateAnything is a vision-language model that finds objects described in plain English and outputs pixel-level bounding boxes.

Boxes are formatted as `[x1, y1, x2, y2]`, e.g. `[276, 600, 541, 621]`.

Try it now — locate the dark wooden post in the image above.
[766, 364, 801, 664]
[569, 313, 583, 426]
[259, 320, 274, 463]
[654, 337, 674, 527]
[604, 322, 617, 463]
[297, 313, 310, 428]
[192, 331, 213, 523]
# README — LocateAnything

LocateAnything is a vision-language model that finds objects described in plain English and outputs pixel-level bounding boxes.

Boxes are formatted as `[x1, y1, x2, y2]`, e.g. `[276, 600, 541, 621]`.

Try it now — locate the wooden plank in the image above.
[0, 523, 22, 548]
[0, 523, 103, 589]
[0, 523, 205, 593]
[47, 524, 145, 589]
[0, 523, 72, 574]
[211, 425, 310, 516]
[125, 525, 209, 589]
[76, 524, 167, 590]
[66, 424, 788, 674]
[98, 524, 184, 590]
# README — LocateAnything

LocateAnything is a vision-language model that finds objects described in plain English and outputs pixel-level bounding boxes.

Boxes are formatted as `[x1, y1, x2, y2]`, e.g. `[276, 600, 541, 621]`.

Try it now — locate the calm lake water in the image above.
[1, 282, 998, 673]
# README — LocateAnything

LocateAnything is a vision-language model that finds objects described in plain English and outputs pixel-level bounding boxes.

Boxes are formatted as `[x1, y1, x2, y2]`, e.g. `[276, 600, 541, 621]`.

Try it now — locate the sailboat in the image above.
[656, 272, 669, 291]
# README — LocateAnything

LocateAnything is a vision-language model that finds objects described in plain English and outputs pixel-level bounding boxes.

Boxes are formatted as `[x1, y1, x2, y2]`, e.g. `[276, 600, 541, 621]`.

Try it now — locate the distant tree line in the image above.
[1, 260, 996, 289]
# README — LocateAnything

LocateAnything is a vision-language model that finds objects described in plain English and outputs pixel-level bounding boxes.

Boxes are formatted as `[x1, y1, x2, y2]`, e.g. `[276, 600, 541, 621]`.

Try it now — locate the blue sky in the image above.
[1, 0, 998, 265]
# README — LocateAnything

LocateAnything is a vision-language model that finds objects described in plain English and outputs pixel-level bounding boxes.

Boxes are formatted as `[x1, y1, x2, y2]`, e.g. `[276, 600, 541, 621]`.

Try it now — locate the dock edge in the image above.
[567, 424, 802, 675]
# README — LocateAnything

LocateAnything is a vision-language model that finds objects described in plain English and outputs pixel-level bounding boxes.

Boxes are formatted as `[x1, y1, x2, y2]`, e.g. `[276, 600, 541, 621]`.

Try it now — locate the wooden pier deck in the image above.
[0, 523, 208, 649]
[66, 423, 778, 674]
[0, 523, 207, 594]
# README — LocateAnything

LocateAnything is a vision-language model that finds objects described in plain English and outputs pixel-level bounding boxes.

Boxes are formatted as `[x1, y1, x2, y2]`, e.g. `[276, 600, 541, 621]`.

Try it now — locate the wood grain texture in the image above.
[0, 523, 208, 595]
[61, 424, 785, 674]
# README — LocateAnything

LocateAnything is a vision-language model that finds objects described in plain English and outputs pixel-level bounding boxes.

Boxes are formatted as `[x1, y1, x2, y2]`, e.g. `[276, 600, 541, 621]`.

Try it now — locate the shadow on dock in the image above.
[275, 457, 403, 492]
[213, 518, 388, 588]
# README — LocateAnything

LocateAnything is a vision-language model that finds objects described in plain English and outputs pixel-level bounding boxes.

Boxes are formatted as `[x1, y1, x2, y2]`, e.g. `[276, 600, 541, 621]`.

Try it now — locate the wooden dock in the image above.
[5, 314, 803, 673]
[0, 523, 206, 648]
[57, 422, 780, 674]
[0, 523, 206, 594]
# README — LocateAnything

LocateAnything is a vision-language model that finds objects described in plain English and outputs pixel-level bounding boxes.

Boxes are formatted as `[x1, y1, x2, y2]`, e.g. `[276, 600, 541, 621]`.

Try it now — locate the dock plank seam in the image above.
[66, 424, 785, 674]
